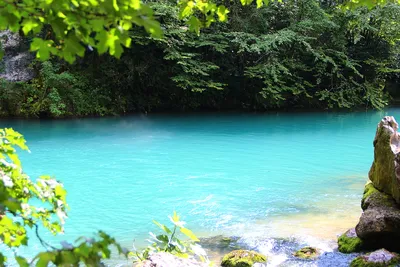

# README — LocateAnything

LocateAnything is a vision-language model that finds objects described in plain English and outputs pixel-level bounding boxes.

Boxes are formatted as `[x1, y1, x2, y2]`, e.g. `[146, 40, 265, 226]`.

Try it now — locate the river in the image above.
[2, 109, 395, 266]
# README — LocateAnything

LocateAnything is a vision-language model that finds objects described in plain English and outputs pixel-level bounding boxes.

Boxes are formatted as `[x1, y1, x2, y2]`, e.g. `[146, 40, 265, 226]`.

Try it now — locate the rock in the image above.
[136, 252, 208, 267]
[355, 183, 400, 251]
[338, 228, 364, 253]
[350, 249, 400, 267]
[221, 250, 267, 267]
[369, 116, 400, 204]
[346, 117, 400, 253]
[293, 246, 320, 259]
[361, 182, 396, 210]
[0, 30, 34, 82]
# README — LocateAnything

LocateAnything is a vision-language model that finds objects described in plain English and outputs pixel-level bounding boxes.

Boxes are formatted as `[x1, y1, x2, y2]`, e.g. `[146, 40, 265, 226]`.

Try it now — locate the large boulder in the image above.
[369, 116, 400, 203]
[136, 252, 208, 267]
[355, 182, 400, 251]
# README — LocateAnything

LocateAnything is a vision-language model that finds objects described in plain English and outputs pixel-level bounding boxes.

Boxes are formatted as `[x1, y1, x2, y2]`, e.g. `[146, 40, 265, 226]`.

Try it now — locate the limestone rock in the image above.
[369, 116, 400, 203]
[0, 30, 34, 82]
[338, 228, 364, 253]
[136, 252, 208, 267]
[221, 250, 267, 267]
[350, 249, 400, 267]
[356, 183, 400, 251]
[293, 246, 320, 259]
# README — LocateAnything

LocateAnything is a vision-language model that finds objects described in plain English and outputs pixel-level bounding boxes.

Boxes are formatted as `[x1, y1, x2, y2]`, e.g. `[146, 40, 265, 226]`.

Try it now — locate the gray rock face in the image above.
[355, 183, 400, 251]
[0, 30, 34, 82]
[350, 249, 400, 267]
[344, 117, 400, 254]
[369, 116, 400, 204]
[136, 252, 208, 267]
[367, 249, 396, 263]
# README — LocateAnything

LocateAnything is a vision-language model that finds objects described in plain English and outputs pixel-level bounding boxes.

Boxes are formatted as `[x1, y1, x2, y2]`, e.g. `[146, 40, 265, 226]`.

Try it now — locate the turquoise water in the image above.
[1, 109, 397, 264]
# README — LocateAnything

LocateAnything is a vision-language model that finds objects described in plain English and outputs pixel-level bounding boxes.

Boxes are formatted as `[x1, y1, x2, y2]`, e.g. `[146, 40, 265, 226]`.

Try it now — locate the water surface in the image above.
[1, 109, 395, 265]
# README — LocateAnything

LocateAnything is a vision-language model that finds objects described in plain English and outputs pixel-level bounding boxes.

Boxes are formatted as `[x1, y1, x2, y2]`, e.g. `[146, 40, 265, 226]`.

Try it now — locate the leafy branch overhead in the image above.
[0, 0, 396, 62]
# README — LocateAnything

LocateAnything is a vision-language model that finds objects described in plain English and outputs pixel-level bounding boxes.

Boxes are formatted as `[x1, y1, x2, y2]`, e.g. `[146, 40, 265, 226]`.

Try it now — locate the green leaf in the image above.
[91, 19, 105, 32]
[55, 185, 67, 202]
[180, 227, 199, 242]
[0, 253, 6, 266]
[180, 1, 194, 19]
[15, 256, 29, 267]
[130, 0, 140, 9]
[153, 220, 172, 234]
[36, 252, 55, 267]
[113, 0, 120, 11]
[75, 243, 90, 258]
[30, 38, 57, 61]
[22, 19, 39, 35]
[172, 211, 180, 223]
[188, 16, 201, 35]
[217, 6, 229, 22]
[240, 0, 254, 5]
[141, 17, 162, 38]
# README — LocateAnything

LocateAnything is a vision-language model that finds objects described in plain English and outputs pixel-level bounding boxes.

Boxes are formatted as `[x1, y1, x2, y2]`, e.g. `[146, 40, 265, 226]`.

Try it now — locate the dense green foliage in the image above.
[0, 0, 250, 63]
[1, 0, 399, 116]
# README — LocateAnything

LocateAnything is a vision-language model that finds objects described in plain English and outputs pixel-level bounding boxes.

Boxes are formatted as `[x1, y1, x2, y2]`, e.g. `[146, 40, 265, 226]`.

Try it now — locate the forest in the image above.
[2, 0, 400, 266]
[0, 0, 399, 118]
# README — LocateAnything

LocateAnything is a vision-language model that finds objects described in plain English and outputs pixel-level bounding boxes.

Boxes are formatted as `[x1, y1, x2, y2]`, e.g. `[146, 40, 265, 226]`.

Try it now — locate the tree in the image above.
[0, 0, 396, 63]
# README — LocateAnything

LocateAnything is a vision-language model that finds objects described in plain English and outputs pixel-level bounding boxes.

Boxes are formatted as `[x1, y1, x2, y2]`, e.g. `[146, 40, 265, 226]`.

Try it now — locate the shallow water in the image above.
[1, 109, 397, 265]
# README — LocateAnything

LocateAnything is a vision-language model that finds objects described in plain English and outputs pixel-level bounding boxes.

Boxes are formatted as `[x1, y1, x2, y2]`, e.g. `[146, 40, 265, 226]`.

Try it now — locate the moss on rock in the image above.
[221, 250, 267, 267]
[338, 228, 364, 253]
[368, 116, 400, 204]
[350, 249, 400, 267]
[293, 246, 320, 259]
[361, 182, 395, 210]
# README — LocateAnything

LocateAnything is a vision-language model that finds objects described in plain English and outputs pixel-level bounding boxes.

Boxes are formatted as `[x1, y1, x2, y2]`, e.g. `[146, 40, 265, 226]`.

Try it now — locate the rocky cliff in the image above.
[0, 30, 34, 82]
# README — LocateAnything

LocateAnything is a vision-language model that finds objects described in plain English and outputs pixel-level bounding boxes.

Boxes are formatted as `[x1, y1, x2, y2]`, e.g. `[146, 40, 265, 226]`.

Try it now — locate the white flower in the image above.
[46, 179, 60, 189]
[0, 159, 16, 169]
[56, 200, 64, 207]
[21, 203, 32, 216]
[168, 216, 186, 227]
[1, 174, 13, 187]
[36, 207, 46, 213]
[56, 209, 68, 224]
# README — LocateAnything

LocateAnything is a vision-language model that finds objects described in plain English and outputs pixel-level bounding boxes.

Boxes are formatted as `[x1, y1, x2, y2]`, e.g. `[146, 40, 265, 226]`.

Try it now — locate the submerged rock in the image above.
[293, 246, 320, 259]
[350, 249, 400, 267]
[221, 250, 267, 267]
[136, 252, 207, 267]
[355, 183, 400, 251]
[338, 228, 365, 253]
[369, 116, 400, 204]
